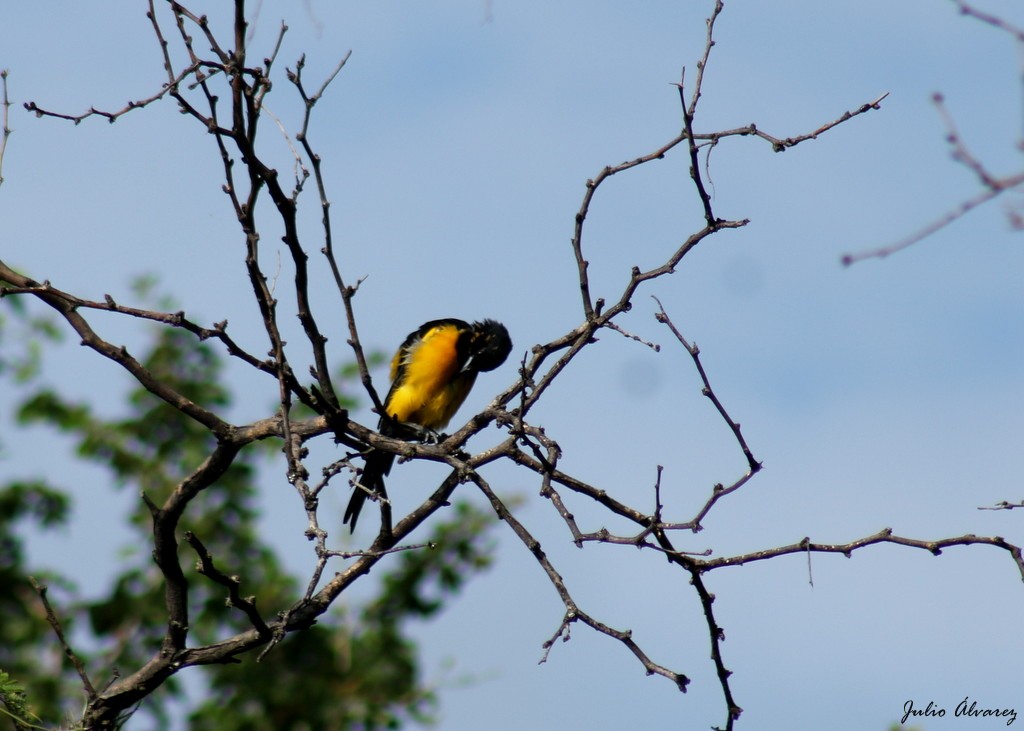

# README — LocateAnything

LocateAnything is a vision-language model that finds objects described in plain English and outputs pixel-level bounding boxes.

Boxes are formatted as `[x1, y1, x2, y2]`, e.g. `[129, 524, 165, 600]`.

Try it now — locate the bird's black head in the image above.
[464, 319, 512, 373]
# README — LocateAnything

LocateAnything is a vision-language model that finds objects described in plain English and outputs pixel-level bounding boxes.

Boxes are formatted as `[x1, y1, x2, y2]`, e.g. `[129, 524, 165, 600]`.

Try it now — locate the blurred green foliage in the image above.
[0, 280, 499, 730]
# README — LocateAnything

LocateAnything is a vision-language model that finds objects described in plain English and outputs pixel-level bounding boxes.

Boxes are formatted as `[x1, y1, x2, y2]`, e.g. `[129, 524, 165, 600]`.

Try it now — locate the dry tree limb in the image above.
[0, 69, 11, 187]
[28, 578, 96, 700]
[843, 1, 1024, 264]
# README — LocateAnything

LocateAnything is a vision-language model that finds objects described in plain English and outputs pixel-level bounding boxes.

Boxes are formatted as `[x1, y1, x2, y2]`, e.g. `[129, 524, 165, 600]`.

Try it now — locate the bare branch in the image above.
[843, 90, 1024, 265]
[688, 569, 741, 730]
[28, 578, 96, 700]
[285, 50, 382, 418]
[472, 471, 690, 692]
[320, 541, 437, 561]
[844, 3, 1024, 264]
[677, 0, 727, 225]
[0, 276, 285, 382]
[185, 531, 271, 637]
[840, 177, 1023, 265]
[949, 0, 1024, 42]
[23, 53, 206, 125]
[698, 529, 1024, 581]
[686, 0, 724, 119]
[979, 499, 1024, 511]
[570, 131, 689, 319]
[653, 297, 761, 474]
[697, 92, 890, 153]
[0, 261, 231, 435]
[156, 440, 244, 652]
[0, 69, 11, 187]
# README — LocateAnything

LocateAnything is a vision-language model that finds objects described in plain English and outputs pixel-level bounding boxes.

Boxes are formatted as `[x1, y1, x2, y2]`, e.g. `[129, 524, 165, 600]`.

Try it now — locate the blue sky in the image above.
[2, 1, 1023, 729]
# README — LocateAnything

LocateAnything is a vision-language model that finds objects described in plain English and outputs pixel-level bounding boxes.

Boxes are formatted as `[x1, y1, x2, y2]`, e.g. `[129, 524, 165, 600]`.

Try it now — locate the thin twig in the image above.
[843, 2, 1024, 264]
[678, 0, 726, 224]
[24, 56, 205, 125]
[843, 90, 1024, 265]
[840, 177, 1023, 265]
[185, 532, 271, 637]
[979, 500, 1024, 511]
[321, 541, 437, 560]
[949, 0, 1024, 42]
[698, 92, 890, 153]
[688, 569, 741, 730]
[0, 69, 11, 187]
[286, 50, 376, 417]
[472, 471, 689, 692]
[29, 577, 96, 699]
[698, 529, 1024, 581]
[0, 277, 291, 385]
[653, 297, 760, 473]
[0, 261, 231, 435]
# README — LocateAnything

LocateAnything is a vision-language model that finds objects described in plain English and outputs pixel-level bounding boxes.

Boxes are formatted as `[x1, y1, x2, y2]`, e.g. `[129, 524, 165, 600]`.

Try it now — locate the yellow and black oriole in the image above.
[344, 318, 512, 531]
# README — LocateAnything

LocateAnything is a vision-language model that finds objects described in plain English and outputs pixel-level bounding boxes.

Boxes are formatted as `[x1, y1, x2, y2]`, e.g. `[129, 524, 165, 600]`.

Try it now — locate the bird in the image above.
[344, 318, 512, 531]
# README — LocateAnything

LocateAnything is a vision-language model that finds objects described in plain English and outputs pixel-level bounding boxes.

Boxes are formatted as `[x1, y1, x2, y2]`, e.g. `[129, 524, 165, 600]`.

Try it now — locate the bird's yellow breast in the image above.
[384, 323, 475, 430]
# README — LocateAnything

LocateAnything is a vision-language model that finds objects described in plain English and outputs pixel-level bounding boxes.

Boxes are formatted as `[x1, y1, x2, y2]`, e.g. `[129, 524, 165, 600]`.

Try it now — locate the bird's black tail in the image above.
[346, 416, 420, 531]
[344, 448, 395, 532]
